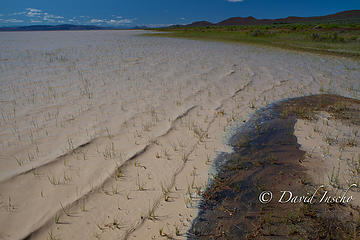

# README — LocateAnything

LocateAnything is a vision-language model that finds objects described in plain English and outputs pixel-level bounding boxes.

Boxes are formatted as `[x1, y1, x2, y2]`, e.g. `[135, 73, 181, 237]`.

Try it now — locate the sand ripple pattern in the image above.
[0, 30, 359, 240]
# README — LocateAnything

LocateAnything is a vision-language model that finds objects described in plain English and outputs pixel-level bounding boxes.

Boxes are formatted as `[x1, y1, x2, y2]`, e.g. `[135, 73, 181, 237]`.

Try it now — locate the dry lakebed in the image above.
[0, 30, 359, 240]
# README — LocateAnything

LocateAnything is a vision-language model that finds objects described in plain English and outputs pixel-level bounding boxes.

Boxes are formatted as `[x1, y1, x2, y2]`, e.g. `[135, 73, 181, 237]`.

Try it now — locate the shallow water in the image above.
[189, 94, 360, 239]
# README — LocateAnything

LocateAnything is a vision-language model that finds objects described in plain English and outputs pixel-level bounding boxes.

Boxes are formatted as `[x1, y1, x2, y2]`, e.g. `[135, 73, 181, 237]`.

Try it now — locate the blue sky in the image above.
[1, 0, 359, 27]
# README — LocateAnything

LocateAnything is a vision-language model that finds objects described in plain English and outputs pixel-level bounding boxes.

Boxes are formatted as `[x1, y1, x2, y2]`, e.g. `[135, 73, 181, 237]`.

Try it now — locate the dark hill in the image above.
[185, 10, 360, 27]
[187, 21, 214, 27]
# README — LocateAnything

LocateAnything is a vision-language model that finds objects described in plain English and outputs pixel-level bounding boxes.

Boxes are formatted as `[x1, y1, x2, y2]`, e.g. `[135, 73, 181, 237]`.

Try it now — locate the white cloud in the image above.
[90, 18, 132, 25]
[43, 18, 55, 22]
[12, 8, 63, 22]
[90, 19, 105, 23]
[43, 13, 64, 22]
[68, 18, 79, 23]
[11, 11, 26, 16]
[5, 19, 24, 23]
[26, 8, 42, 12]
[44, 13, 64, 19]
[107, 19, 132, 25]
[2, 8, 137, 26]
[27, 12, 41, 17]
[108, 19, 118, 24]
[25, 8, 43, 17]
[227, 0, 244, 2]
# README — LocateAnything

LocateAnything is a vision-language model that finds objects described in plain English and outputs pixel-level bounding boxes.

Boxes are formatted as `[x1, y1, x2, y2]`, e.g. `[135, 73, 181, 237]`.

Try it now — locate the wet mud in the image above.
[189, 94, 360, 239]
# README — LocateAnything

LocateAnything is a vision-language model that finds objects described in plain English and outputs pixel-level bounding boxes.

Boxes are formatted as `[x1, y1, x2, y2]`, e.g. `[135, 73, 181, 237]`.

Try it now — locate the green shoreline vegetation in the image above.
[146, 22, 360, 59]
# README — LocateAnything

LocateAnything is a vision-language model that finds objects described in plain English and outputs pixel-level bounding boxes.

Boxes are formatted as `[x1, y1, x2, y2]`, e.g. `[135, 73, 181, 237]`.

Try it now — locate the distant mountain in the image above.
[187, 21, 214, 27]
[185, 10, 360, 27]
[132, 26, 149, 29]
[0, 24, 118, 31]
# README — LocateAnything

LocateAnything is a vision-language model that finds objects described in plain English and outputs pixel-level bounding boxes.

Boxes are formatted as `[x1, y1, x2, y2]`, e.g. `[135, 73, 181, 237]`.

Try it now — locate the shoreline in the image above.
[144, 31, 360, 60]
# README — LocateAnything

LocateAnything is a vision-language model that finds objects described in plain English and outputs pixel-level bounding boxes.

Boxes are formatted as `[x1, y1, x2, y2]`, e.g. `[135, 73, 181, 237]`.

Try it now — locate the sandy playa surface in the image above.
[295, 110, 360, 206]
[0, 30, 359, 240]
